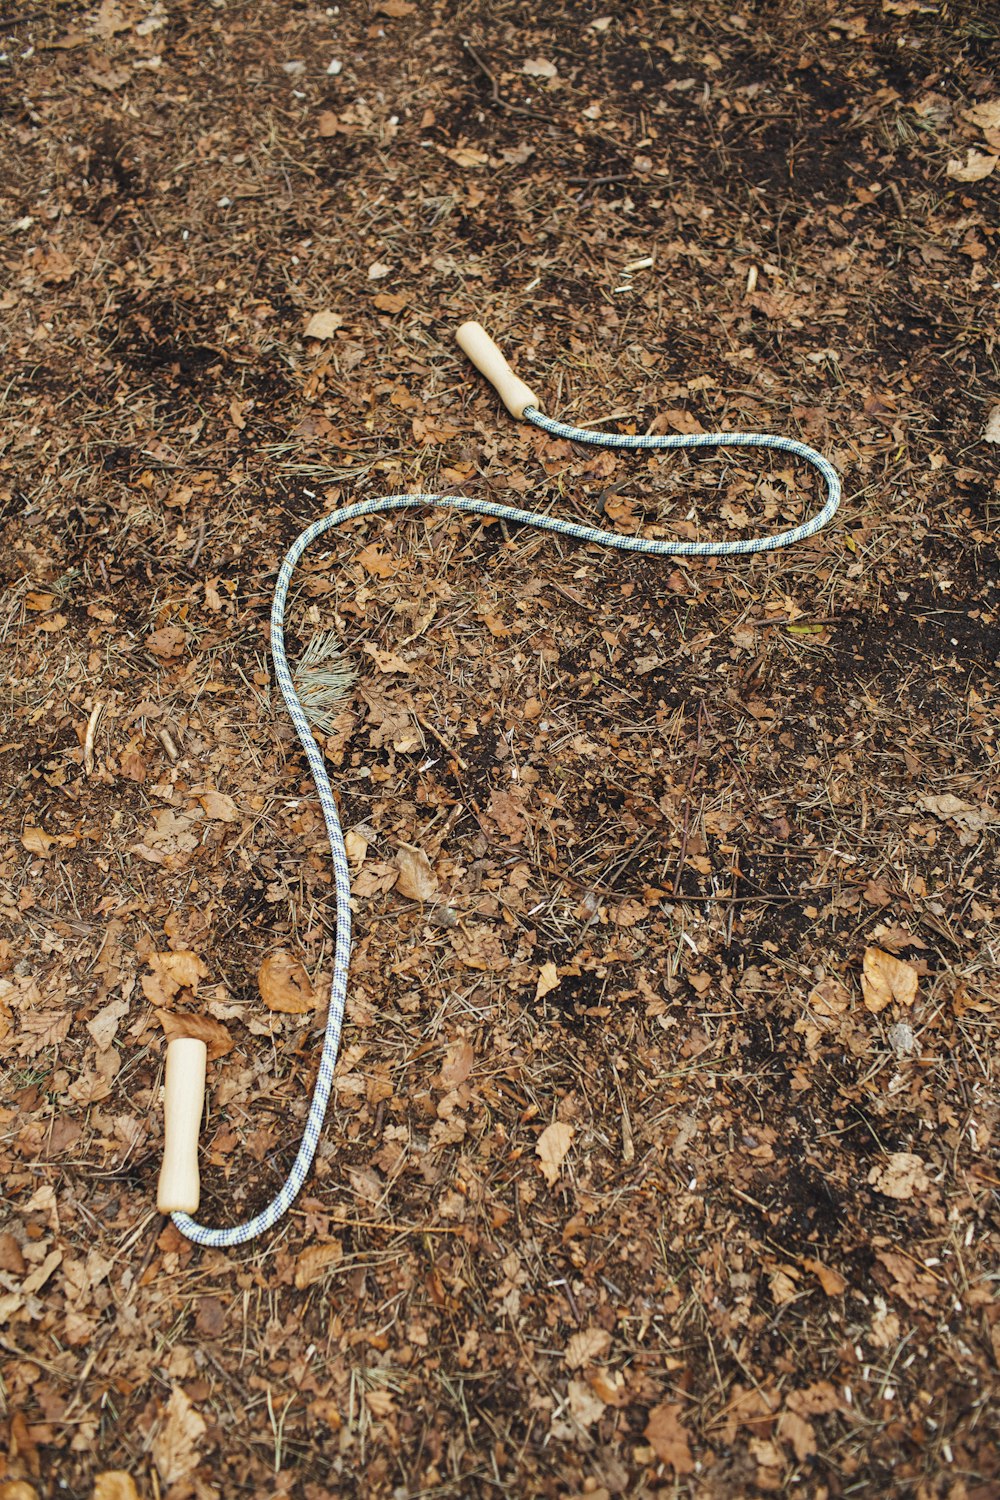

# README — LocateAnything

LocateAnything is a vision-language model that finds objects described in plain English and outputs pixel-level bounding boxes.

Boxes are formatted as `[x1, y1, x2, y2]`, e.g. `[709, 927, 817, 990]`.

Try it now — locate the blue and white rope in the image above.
[171, 407, 840, 1246]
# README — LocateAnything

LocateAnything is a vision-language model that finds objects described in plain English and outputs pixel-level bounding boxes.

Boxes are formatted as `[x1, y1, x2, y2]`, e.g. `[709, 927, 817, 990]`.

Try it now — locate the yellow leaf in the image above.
[258, 951, 315, 1014]
[536, 1120, 573, 1186]
[93, 1475, 141, 1500]
[861, 946, 918, 1012]
[534, 961, 560, 1002]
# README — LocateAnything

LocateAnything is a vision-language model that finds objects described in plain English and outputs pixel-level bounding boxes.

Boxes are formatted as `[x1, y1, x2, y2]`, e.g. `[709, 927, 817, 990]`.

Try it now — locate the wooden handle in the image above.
[456, 321, 542, 420]
[157, 1038, 207, 1215]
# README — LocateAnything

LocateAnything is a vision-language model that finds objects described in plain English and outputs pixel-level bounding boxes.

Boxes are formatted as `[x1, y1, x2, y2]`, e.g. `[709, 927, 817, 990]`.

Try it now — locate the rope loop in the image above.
[172, 409, 840, 1245]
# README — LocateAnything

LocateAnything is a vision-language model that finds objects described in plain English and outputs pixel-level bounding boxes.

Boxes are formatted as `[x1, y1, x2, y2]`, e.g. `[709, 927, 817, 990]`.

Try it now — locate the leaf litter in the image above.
[0, 0, 997, 1496]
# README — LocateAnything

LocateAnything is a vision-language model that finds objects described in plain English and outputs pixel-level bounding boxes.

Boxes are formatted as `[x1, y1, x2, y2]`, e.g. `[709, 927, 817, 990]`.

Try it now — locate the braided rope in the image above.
[172, 407, 840, 1245]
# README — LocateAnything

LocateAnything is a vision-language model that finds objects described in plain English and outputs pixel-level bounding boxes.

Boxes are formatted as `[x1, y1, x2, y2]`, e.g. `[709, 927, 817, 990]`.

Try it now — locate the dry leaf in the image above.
[344, 828, 368, 865]
[93, 1475, 141, 1500]
[946, 149, 998, 182]
[0, 1486, 40, 1500]
[534, 961, 560, 1002]
[146, 625, 187, 659]
[769, 1268, 799, 1306]
[861, 946, 918, 1012]
[565, 1325, 611, 1369]
[644, 1401, 695, 1474]
[983, 406, 1000, 443]
[867, 1151, 929, 1199]
[446, 146, 489, 168]
[258, 950, 315, 1014]
[294, 1239, 344, 1289]
[440, 1038, 474, 1088]
[567, 1379, 606, 1427]
[196, 789, 238, 821]
[152, 1386, 207, 1486]
[376, 0, 414, 14]
[964, 98, 1000, 132]
[367, 261, 392, 280]
[21, 826, 58, 857]
[522, 57, 558, 77]
[156, 1009, 234, 1061]
[303, 309, 343, 340]
[536, 1120, 574, 1186]
[777, 1409, 817, 1461]
[317, 110, 339, 137]
[142, 950, 209, 1005]
[394, 843, 438, 902]
[802, 1256, 846, 1296]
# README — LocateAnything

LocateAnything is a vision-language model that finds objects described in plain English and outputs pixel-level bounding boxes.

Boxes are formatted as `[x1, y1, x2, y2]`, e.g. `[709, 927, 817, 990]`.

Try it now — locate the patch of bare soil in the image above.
[1, 2, 997, 1497]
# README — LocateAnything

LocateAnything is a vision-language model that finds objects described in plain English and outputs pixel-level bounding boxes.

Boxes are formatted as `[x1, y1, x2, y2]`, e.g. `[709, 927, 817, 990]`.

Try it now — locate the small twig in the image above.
[83, 701, 105, 776]
[189, 513, 207, 568]
[462, 37, 555, 122]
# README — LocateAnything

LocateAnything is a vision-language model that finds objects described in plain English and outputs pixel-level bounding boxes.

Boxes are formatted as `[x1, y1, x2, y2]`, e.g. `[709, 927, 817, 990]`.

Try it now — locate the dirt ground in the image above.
[1, 1, 998, 1496]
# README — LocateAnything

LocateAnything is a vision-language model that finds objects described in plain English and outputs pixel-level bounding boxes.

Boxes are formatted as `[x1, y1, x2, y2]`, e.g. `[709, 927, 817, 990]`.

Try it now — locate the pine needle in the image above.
[293, 631, 357, 733]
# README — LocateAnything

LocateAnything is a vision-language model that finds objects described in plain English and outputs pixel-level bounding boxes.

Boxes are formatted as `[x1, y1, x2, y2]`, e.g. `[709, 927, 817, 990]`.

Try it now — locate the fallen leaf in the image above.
[258, 951, 315, 1014]
[146, 625, 187, 659]
[440, 1038, 474, 1088]
[769, 1268, 799, 1306]
[802, 1256, 846, 1296]
[196, 789, 239, 821]
[964, 98, 1000, 132]
[151, 1387, 207, 1486]
[93, 1474, 141, 1500]
[0, 1485, 40, 1500]
[777, 1409, 817, 1461]
[536, 1120, 574, 1186]
[21, 826, 58, 857]
[141, 950, 209, 1005]
[365, 1387, 395, 1416]
[156, 1009, 234, 1060]
[984, 405, 1000, 444]
[567, 1379, 606, 1427]
[317, 110, 339, 137]
[522, 57, 558, 77]
[294, 1239, 344, 1289]
[303, 309, 342, 340]
[87, 996, 129, 1051]
[367, 261, 392, 280]
[861, 946, 918, 1012]
[445, 146, 489, 168]
[867, 1151, 929, 1200]
[394, 843, 438, 902]
[644, 1401, 695, 1474]
[373, 290, 409, 313]
[565, 1325, 611, 1369]
[946, 149, 998, 182]
[376, 0, 414, 13]
[534, 961, 560, 1002]
[344, 828, 368, 865]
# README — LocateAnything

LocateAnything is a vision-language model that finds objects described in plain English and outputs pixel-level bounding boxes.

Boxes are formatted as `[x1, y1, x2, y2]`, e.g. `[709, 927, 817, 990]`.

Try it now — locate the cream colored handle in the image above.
[157, 1038, 207, 1215]
[456, 321, 542, 420]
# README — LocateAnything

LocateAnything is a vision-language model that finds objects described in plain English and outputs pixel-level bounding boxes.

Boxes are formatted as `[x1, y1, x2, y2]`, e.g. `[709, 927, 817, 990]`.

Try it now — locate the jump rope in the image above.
[157, 322, 842, 1247]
